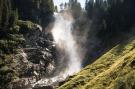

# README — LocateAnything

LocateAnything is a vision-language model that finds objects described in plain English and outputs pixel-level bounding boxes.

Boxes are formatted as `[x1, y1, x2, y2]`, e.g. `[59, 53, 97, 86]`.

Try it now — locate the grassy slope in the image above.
[58, 37, 135, 89]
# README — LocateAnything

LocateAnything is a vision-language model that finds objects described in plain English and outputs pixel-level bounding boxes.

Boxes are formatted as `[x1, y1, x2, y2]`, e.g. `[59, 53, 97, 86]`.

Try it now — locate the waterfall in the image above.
[32, 11, 82, 87]
[51, 11, 82, 77]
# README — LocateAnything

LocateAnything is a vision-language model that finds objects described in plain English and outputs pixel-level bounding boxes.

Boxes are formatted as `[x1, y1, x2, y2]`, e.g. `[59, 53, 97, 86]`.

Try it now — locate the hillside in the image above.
[1, 0, 135, 89]
[58, 37, 135, 89]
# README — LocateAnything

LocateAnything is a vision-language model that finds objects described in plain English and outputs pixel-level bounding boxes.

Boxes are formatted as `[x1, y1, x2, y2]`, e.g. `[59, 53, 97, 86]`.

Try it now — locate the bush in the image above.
[17, 20, 36, 33]
[0, 55, 18, 89]
[9, 25, 20, 33]
[0, 36, 25, 53]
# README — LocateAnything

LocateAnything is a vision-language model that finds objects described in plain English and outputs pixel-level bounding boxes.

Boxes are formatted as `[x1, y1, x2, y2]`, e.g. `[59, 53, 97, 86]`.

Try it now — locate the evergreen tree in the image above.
[12, 0, 55, 28]
[54, 6, 58, 12]
[85, 0, 135, 40]
[0, 0, 13, 31]
[0, 0, 3, 29]
[68, 0, 82, 19]
[8, 9, 18, 28]
[85, 0, 94, 18]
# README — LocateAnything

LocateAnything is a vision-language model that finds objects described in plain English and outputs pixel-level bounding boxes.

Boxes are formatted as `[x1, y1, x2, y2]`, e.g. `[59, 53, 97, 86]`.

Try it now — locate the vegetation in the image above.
[85, 0, 135, 40]
[12, 0, 55, 28]
[17, 20, 37, 33]
[0, 0, 23, 88]
[80, 0, 135, 66]
[60, 0, 82, 19]
[0, 0, 21, 54]
[68, 0, 82, 19]
[1, 0, 135, 88]
[58, 36, 135, 89]
[0, 0, 55, 88]
[0, 55, 18, 89]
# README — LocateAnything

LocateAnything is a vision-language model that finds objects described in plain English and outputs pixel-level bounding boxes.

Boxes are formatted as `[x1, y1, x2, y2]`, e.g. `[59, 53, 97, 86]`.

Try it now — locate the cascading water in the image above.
[32, 11, 82, 87]
[52, 12, 82, 76]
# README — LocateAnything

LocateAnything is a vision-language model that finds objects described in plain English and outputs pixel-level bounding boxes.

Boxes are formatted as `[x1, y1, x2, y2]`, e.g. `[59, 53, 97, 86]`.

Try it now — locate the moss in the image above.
[0, 34, 25, 53]
[58, 37, 135, 89]
[7, 34, 25, 42]
[0, 66, 9, 72]
[9, 25, 20, 33]
[17, 20, 34, 28]
[17, 20, 37, 34]
[0, 54, 19, 89]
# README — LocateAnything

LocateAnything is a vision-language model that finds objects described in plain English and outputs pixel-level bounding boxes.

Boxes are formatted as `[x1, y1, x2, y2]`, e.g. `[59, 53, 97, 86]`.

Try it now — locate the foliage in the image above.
[83, 0, 135, 66]
[85, 0, 135, 39]
[60, 0, 82, 19]
[0, 0, 56, 88]
[68, 0, 82, 19]
[54, 6, 58, 12]
[0, 55, 18, 89]
[0, 1, 25, 88]
[12, 0, 55, 28]
[17, 20, 36, 33]
[0, 0, 23, 54]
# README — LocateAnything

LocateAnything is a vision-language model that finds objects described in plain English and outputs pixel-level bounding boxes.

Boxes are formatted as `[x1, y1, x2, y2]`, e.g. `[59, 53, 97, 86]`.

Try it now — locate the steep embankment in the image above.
[58, 37, 135, 89]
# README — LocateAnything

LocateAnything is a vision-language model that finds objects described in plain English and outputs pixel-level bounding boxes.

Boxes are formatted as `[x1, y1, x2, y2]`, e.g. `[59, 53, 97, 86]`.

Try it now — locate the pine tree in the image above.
[12, 0, 55, 28]
[0, 0, 12, 30]
[0, 0, 3, 29]
[9, 9, 18, 28]
[68, 0, 82, 19]
[54, 6, 58, 12]
[85, 0, 94, 18]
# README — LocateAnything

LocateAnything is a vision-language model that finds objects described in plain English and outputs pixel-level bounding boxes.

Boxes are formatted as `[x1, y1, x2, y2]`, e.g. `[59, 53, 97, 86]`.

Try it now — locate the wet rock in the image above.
[9, 24, 57, 89]
[10, 78, 32, 89]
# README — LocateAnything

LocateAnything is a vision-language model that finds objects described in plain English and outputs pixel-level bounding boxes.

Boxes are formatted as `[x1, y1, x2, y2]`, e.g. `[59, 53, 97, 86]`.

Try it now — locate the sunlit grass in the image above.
[57, 37, 135, 89]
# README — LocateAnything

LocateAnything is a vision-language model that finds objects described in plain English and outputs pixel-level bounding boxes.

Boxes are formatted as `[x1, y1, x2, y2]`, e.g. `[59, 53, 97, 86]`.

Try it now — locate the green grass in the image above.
[57, 37, 135, 89]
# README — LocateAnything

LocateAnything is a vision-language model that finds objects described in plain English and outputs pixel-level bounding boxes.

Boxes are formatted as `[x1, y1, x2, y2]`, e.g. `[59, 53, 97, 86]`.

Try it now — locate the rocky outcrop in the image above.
[8, 24, 57, 89]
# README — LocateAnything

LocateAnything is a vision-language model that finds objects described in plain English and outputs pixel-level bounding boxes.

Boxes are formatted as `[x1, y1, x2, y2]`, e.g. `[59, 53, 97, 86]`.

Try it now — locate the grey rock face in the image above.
[10, 25, 57, 89]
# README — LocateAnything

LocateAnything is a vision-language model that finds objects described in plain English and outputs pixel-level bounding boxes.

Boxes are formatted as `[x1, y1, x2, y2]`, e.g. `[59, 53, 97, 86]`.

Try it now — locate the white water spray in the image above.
[52, 12, 82, 76]
[32, 12, 82, 87]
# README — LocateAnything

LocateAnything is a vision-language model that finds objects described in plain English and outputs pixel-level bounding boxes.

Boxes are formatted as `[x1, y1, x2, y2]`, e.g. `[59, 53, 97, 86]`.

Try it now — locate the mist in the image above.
[51, 11, 82, 77]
